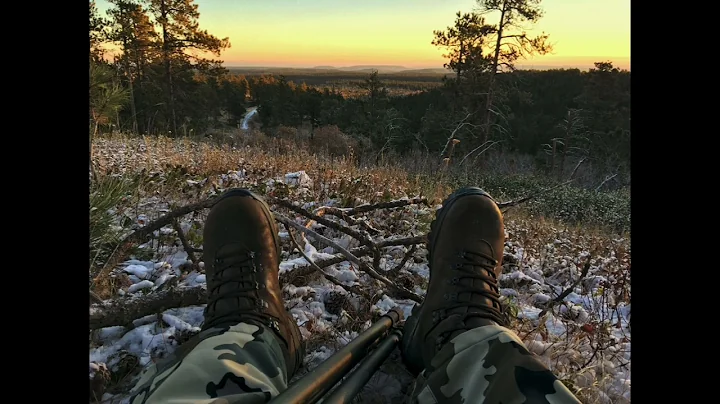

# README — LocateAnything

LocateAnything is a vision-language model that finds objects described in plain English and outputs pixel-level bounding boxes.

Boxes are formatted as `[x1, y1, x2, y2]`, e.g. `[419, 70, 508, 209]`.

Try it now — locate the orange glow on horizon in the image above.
[95, 0, 630, 71]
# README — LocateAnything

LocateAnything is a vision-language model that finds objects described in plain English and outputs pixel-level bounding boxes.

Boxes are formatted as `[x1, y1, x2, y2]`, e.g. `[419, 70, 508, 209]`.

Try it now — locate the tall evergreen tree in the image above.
[107, 0, 159, 133]
[475, 0, 552, 143]
[89, 1, 108, 62]
[145, 0, 230, 135]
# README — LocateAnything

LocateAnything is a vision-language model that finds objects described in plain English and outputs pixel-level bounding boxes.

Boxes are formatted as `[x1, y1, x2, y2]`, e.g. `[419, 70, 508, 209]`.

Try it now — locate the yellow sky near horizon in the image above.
[96, 0, 630, 70]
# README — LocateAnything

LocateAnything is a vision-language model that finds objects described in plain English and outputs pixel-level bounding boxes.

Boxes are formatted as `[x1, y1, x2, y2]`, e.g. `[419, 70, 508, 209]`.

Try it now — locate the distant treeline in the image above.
[225, 69, 448, 87]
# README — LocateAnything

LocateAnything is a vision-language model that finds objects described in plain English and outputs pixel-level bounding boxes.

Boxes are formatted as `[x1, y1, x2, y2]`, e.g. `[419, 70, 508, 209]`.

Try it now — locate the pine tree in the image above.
[475, 0, 552, 143]
[145, 0, 230, 135]
[107, 0, 159, 133]
[89, 1, 108, 62]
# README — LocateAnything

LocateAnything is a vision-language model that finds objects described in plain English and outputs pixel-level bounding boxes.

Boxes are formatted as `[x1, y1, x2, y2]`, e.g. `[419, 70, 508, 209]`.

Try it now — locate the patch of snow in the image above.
[162, 314, 200, 333]
[372, 295, 397, 315]
[284, 171, 313, 188]
[544, 314, 567, 337]
[128, 280, 154, 293]
[123, 264, 153, 280]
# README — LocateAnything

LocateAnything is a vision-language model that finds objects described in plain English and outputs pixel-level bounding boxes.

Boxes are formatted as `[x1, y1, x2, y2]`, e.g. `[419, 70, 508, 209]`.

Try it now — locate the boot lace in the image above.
[203, 249, 280, 330]
[436, 240, 505, 332]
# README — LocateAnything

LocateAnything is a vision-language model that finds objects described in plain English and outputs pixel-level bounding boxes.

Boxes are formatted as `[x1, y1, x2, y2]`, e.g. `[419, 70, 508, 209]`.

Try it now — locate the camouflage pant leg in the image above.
[129, 322, 288, 404]
[409, 324, 581, 404]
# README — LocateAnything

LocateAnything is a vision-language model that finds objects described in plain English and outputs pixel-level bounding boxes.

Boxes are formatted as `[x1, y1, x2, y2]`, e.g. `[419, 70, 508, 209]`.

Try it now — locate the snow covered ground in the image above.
[90, 138, 630, 403]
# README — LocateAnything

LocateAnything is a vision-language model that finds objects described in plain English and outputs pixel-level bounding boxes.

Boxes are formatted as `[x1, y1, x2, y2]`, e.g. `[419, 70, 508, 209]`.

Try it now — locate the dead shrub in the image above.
[275, 125, 298, 140]
[310, 125, 358, 158]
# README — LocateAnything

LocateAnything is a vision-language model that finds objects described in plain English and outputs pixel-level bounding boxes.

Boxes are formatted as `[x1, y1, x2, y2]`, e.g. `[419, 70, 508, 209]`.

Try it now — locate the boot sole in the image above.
[401, 187, 495, 375]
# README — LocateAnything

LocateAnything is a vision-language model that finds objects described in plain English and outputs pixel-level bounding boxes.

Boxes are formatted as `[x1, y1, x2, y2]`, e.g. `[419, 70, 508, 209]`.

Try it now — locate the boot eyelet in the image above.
[454, 263, 463, 269]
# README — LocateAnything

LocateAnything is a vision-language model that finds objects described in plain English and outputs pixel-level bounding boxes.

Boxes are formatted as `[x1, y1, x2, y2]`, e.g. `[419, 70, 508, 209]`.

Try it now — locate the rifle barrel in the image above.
[322, 330, 402, 404]
[269, 307, 403, 404]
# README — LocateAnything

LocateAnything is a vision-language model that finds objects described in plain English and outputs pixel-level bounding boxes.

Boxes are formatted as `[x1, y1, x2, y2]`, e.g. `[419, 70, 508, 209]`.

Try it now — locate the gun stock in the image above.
[269, 307, 404, 404]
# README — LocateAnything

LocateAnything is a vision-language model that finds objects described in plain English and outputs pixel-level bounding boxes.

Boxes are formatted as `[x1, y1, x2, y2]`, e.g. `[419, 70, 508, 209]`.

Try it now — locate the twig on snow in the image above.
[274, 212, 423, 303]
[95, 197, 219, 289]
[172, 219, 197, 263]
[285, 226, 371, 300]
[272, 198, 379, 257]
[280, 236, 426, 285]
[122, 198, 218, 246]
[388, 244, 417, 275]
[539, 255, 592, 318]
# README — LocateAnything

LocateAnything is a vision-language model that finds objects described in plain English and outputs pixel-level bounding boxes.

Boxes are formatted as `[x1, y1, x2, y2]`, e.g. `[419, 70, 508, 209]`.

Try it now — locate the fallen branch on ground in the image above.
[172, 218, 197, 263]
[93, 197, 219, 292]
[538, 255, 592, 318]
[275, 212, 423, 303]
[123, 198, 218, 245]
[285, 226, 371, 300]
[89, 235, 426, 329]
[312, 197, 428, 218]
[280, 235, 426, 285]
[90, 287, 207, 330]
[272, 198, 381, 269]
[388, 244, 417, 275]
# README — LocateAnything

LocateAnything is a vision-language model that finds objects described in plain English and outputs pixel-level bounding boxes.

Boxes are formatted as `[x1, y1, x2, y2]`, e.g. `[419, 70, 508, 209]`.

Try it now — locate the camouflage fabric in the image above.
[407, 324, 581, 404]
[128, 322, 579, 404]
[129, 322, 288, 404]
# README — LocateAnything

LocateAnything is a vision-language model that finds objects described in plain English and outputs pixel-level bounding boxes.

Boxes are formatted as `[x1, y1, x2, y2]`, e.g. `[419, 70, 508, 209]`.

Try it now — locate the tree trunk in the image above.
[550, 138, 557, 176]
[122, 38, 139, 134]
[160, 0, 178, 136]
[484, 1, 508, 146]
[559, 136, 569, 180]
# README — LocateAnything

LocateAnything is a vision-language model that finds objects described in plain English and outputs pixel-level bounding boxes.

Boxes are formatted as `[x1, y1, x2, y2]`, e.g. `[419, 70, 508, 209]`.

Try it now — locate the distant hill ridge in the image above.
[224, 64, 617, 74]
[226, 65, 451, 74]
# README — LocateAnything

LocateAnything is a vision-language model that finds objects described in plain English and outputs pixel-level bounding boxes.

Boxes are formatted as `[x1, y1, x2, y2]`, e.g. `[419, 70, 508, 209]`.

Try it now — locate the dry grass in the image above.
[90, 133, 630, 403]
[500, 210, 630, 402]
[93, 133, 453, 205]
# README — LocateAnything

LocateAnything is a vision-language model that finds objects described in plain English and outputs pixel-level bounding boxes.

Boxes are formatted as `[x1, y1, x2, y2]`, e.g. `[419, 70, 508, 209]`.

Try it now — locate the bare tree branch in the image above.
[569, 157, 587, 180]
[595, 173, 618, 192]
[498, 179, 576, 211]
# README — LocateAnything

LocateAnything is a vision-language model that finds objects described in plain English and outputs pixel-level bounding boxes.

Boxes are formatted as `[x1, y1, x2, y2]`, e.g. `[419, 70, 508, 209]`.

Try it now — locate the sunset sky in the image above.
[95, 0, 630, 70]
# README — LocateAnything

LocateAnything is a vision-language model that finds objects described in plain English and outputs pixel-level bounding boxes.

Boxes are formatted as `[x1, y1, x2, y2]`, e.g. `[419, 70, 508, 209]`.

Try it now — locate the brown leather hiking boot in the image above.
[202, 188, 304, 378]
[401, 187, 506, 375]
